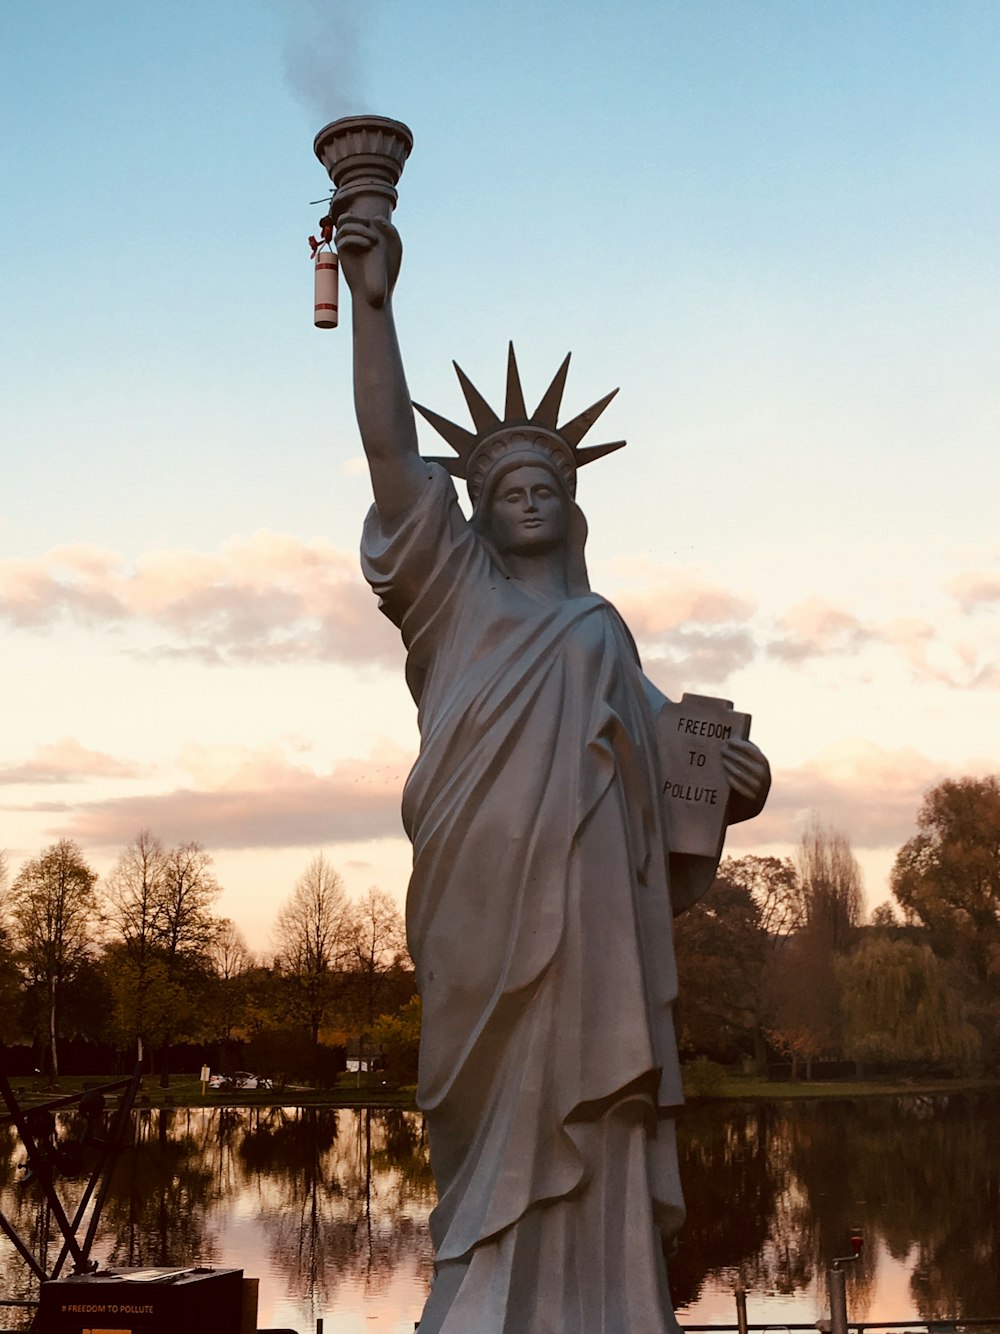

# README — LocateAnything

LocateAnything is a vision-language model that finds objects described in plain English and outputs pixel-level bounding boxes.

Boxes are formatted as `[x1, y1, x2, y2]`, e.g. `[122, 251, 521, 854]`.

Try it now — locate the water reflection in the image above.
[674, 1093, 1000, 1323]
[1, 1094, 998, 1331]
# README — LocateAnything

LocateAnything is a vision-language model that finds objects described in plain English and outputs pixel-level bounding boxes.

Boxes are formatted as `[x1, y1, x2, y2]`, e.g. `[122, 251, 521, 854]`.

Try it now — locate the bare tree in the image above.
[211, 917, 255, 980]
[10, 840, 98, 1083]
[345, 886, 408, 1030]
[273, 854, 352, 1050]
[104, 828, 167, 954]
[207, 918, 256, 1046]
[159, 842, 222, 962]
[102, 832, 222, 1082]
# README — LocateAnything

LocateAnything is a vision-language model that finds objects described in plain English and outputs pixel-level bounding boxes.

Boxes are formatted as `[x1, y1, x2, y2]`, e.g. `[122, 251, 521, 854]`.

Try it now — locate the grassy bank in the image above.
[7, 1071, 998, 1113]
[684, 1070, 1000, 1102]
[2, 1073, 418, 1112]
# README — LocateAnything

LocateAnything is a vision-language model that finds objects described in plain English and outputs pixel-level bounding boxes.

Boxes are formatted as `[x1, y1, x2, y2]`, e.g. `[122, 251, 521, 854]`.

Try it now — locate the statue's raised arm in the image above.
[335, 212, 429, 522]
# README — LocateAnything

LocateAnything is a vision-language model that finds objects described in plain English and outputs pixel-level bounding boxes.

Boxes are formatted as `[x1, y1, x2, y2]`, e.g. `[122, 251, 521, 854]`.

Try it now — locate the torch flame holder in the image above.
[313, 115, 413, 223]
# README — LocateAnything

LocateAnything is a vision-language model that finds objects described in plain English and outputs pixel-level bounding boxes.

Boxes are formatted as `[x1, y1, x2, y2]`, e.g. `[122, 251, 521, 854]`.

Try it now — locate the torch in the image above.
[310, 115, 413, 328]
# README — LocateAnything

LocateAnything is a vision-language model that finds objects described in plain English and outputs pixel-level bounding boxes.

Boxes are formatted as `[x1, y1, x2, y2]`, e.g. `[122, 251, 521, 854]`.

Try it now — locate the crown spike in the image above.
[413, 401, 477, 456]
[532, 352, 571, 429]
[575, 440, 627, 468]
[504, 342, 527, 420]
[453, 361, 502, 434]
[559, 387, 620, 447]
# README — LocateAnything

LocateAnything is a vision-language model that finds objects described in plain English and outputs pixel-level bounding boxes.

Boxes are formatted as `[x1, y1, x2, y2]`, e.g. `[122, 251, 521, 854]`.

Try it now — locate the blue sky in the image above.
[1, 0, 997, 945]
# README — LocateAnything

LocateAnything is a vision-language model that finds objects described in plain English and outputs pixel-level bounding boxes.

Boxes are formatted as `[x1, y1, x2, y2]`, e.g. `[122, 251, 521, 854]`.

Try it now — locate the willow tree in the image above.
[836, 936, 980, 1071]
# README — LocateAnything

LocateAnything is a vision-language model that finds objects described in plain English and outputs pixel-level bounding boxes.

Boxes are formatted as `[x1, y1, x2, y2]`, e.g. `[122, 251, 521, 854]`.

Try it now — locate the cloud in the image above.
[767, 597, 875, 662]
[765, 596, 998, 690]
[644, 630, 758, 692]
[613, 575, 754, 640]
[38, 741, 414, 851]
[607, 570, 758, 687]
[0, 533, 402, 669]
[0, 738, 144, 785]
[0, 552, 128, 629]
[727, 738, 954, 851]
[950, 569, 1000, 612]
[3, 539, 994, 690]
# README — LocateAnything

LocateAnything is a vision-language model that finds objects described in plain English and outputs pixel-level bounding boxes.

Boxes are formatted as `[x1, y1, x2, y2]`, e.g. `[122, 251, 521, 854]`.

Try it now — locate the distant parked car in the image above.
[207, 1071, 272, 1091]
[231, 1072, 273, 1090]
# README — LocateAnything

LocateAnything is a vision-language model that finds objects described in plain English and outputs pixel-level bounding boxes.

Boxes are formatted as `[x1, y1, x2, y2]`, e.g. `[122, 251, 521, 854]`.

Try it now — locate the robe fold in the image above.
[362, 466, 702, 1333]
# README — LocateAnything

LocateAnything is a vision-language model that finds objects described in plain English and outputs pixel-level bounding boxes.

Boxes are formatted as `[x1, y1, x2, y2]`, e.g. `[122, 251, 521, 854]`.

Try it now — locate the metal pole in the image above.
[735, 1283, 749, 1334]
[828, 1264, 849, 1334]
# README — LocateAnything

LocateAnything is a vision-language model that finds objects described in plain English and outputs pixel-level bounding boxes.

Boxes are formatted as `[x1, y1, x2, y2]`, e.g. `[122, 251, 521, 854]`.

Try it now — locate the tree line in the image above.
[674, 775, 1000, 1078]
[0, 833, 415, 1088]
[2, 773, 996, 1087]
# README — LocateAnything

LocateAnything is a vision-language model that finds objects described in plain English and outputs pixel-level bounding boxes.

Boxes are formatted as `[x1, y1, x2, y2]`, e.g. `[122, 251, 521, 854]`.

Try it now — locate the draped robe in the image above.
[362, 466, 712, 1333]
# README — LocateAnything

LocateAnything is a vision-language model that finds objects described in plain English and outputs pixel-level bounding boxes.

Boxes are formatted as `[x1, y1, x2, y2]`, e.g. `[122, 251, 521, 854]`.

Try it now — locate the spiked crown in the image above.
[413, 344, 626, 506]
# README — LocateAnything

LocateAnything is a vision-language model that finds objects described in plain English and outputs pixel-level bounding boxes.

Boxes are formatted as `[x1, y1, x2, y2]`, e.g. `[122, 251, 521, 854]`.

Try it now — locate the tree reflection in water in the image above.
[237, 1105, 435, 1318]
[101, 1109, 220, 1269]
[674, 1091, 1000, 1321]
[2, 1095, 999, 1327]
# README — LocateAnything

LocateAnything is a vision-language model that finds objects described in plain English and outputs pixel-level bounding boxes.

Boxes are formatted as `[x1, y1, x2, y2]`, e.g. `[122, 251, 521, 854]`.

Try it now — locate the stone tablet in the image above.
[657, 692, 752, 859]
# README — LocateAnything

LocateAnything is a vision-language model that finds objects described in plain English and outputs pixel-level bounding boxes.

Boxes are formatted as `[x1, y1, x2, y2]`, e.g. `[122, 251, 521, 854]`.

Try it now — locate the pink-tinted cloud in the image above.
[39, 743, 414, 851]
[950, 569, 1000, 613]
[726, 739, 958, 851]
[0, 737, 144, 785]
[0, 534, 402, 668]
[608, 571, 758, 687]
[767, 597, 874, 662]
[644, 630, 758, 693]
[614, 575, 754, 639]
[765, 597, 998, 690]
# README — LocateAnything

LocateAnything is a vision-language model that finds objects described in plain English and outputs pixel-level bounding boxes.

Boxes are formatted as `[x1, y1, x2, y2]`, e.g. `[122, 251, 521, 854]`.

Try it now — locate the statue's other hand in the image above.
[334, 214, 402, 310]
[722, 738, 771, 823]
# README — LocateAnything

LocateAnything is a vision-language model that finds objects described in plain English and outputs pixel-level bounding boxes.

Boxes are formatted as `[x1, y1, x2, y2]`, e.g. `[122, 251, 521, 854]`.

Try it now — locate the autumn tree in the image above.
[836, 936, 980, 1072]
[9, 840, 98, 1083]
[892, 776, 1000, 985]
[674, 855, 803, 1070]
[273, 854, 352, 1056]
[891, 776, 1000, 1059]
[371, 994, 422, 1084]
[727, 854, 805, 1072]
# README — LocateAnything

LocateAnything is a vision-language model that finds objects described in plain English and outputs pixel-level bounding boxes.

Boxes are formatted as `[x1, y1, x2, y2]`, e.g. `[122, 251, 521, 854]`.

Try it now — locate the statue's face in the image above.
[487, 464, 569, 556]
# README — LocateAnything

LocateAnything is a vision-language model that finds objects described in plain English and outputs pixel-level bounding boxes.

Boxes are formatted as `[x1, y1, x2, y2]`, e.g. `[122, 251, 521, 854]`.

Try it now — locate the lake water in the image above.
[2, 1092, 999, 1332]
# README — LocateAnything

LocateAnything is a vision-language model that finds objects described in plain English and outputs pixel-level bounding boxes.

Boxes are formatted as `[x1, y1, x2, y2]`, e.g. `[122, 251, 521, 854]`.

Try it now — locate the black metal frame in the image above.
[0, 1065, 142, 1301]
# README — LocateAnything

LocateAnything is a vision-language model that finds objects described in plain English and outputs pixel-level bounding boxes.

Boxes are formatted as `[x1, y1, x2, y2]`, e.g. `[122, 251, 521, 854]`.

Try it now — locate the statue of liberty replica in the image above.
[316, 116, 770, 1334]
